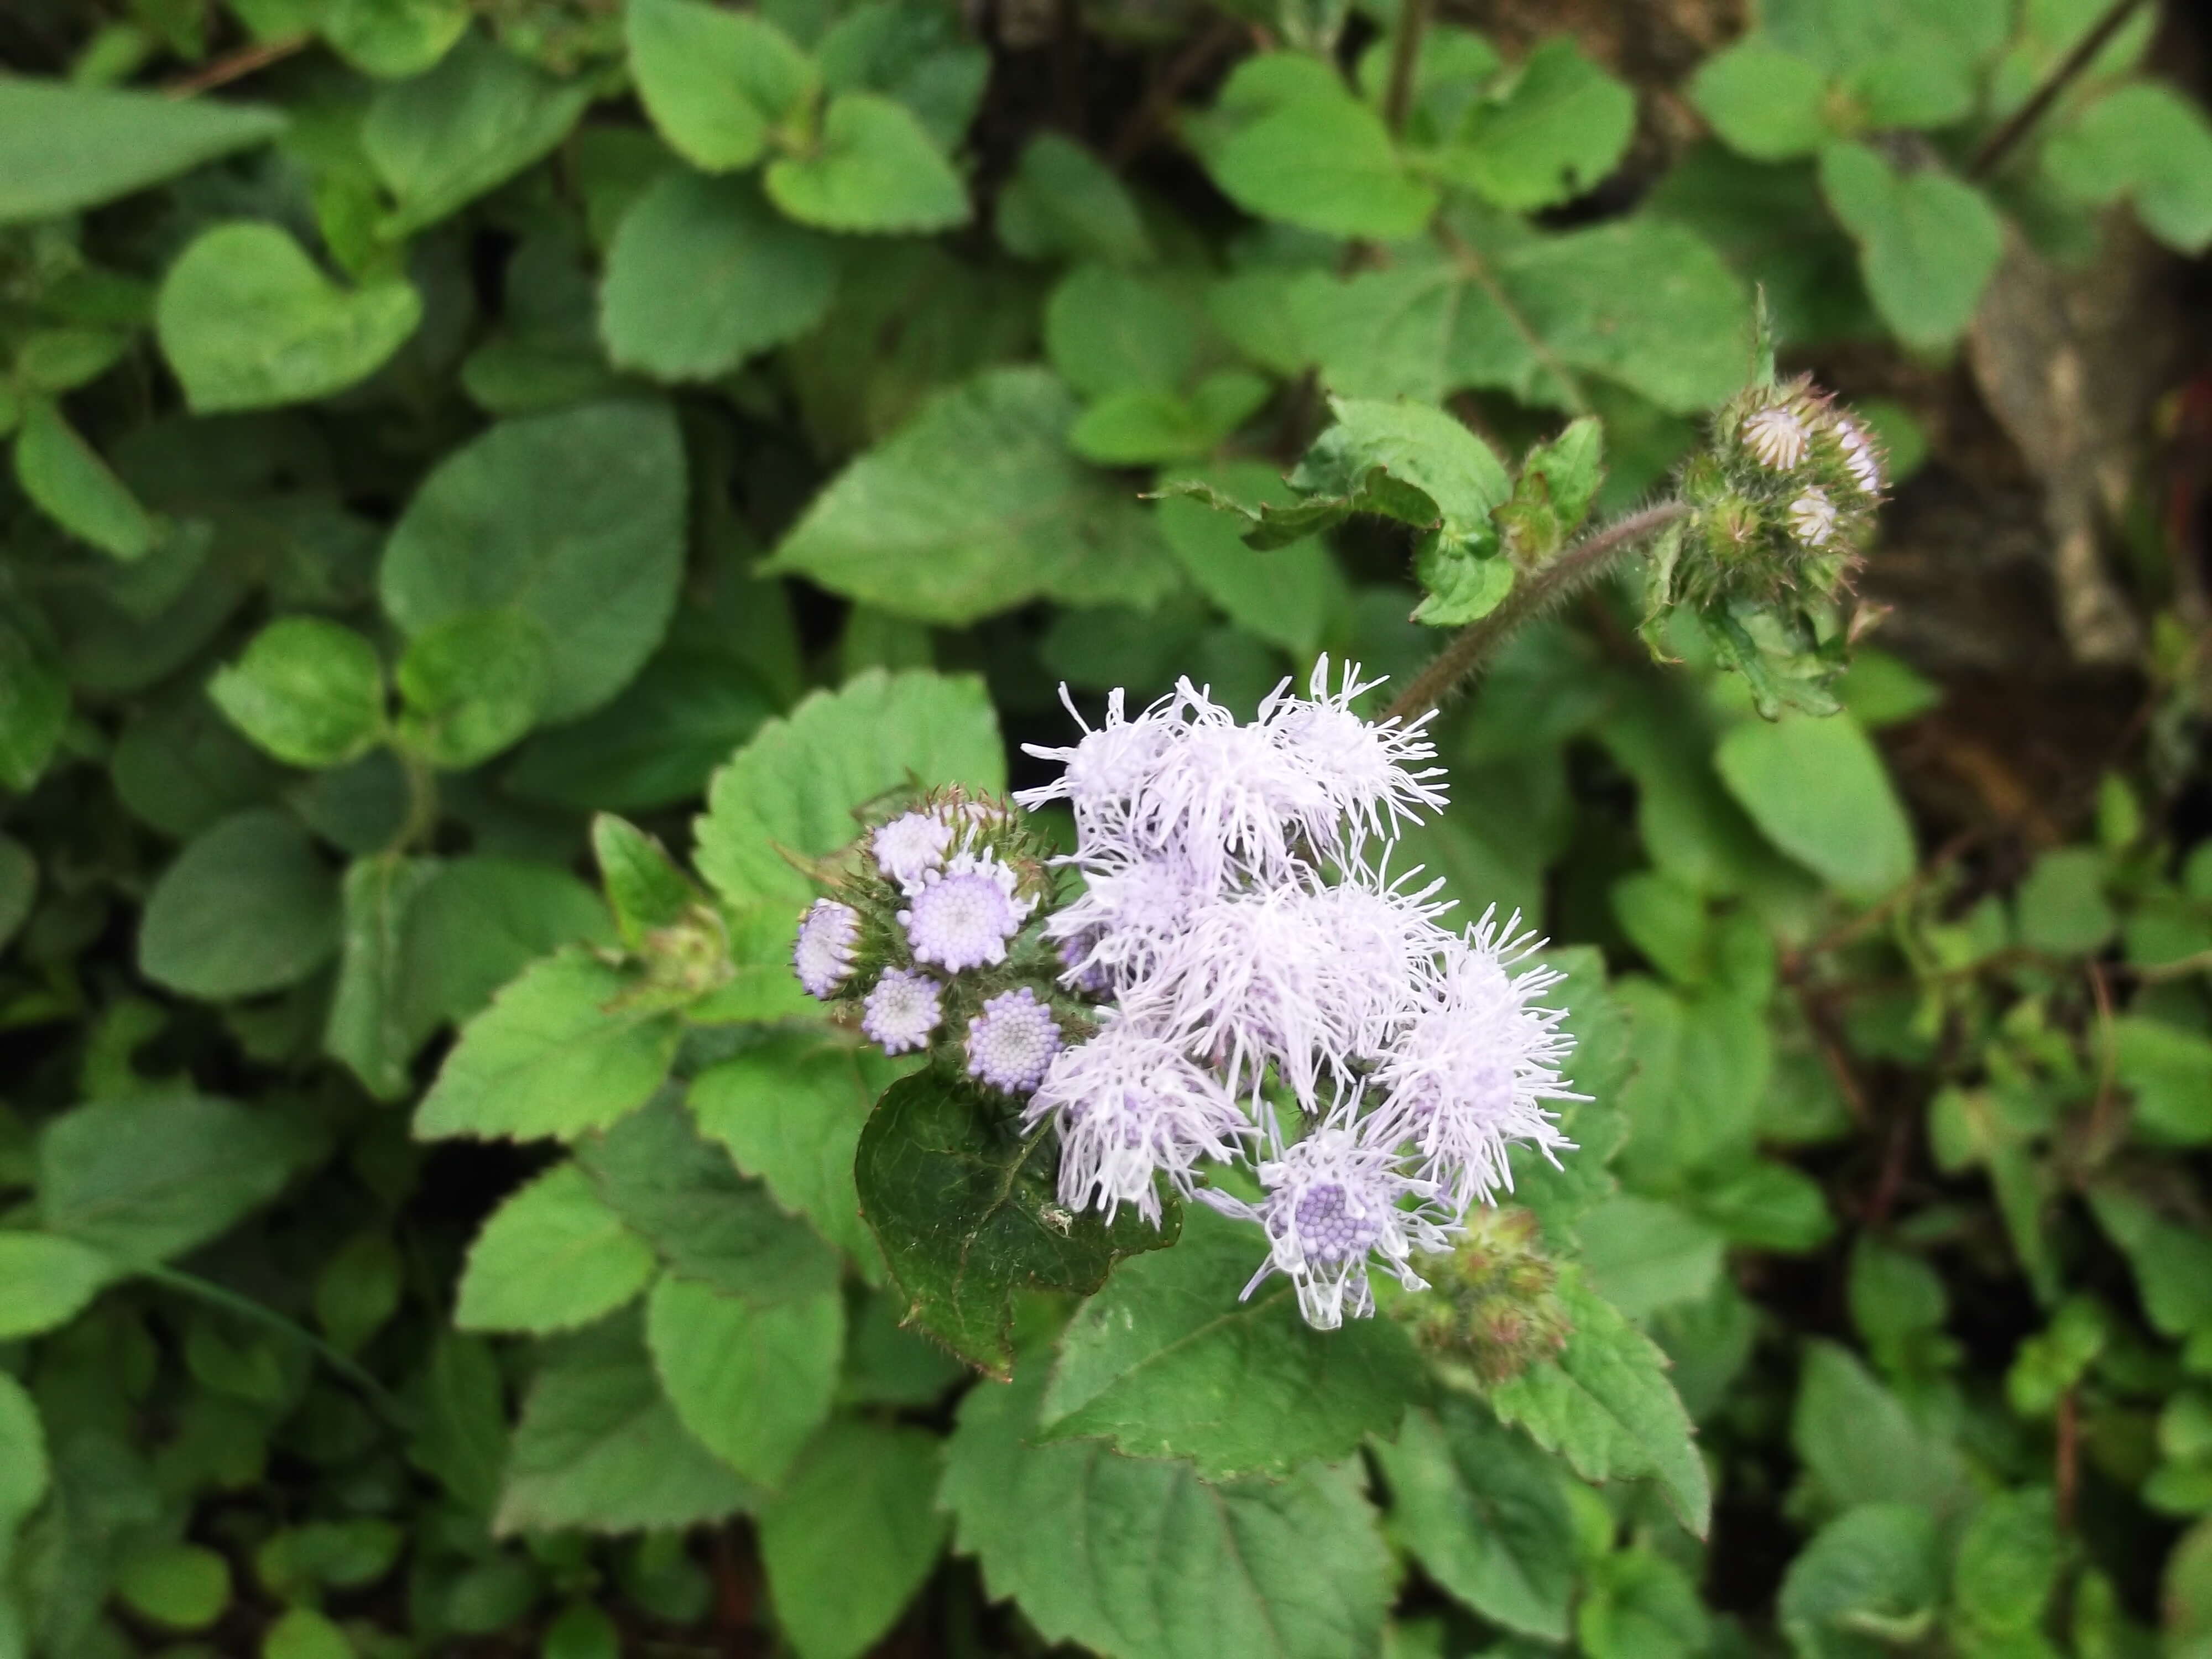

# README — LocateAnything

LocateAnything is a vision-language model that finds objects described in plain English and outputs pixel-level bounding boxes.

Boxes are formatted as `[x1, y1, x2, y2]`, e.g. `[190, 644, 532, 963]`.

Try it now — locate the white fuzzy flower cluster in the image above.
[1014, 660, 1580, 1330]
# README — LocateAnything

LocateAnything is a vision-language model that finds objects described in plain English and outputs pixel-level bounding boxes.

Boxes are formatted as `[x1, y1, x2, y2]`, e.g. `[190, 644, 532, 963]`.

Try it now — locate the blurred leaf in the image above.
[1951, 1487, 2059, 1641]
[2043, 82, 2212, 253]
[456, 1162, 659, 1334]
[2086, 1185, 2212, 1340]
[156, 224, 422, 412]
[1040, 1202, 1424, 1479]
[765, 92, 969, 233]
[1428, 38, 1635, 210]
[14, 399, 162, 560]
[1575, 1193, 1725, 1321]
[769, 368, 1179, 622]
[324, 0, 471, 78]
[600, 170, 841, 381]
[1579, 1551, 1709, 1659]
[1818, 142, 2002, 349]
[0, 79, 285, 223]
[1690, 39, 1832, 160]
[626, 0, 817, 172]
[208, 617, 386, 770]
[0, 622, 70, 792]
[1715, 712, 1913, 899]
[1792, 1340, 1974, 1519]
[997, 132, 1153, 265]
[814, 0, 987, 150]
[139, 809, 342, 999]
[854, 1071, 1178, 1378]
[758, 1421, 949, 1659]
[38, 1091, 295, 1264]
[496, 1313, 756, 1535]
[115, 1542, 231, 1631]
[413, 948, 682, 1142]
[2015, 846, 2116, 956]
[645, 1274, 843, 1485]
[1157, 461, 1344, 655]
[1777, 1503, 1943, 1659]
[394, 609, 549, 769]
[0, 1371, 47, 1528]
[0, 1232, 117, 1340]
[1371, 1394, 1577, 1641]
[942, 1358, 1396, 1659]
[2113, 1017, 2212, 1145]
[379, 400, 686, 723]
[1203, 56, 1438, 238]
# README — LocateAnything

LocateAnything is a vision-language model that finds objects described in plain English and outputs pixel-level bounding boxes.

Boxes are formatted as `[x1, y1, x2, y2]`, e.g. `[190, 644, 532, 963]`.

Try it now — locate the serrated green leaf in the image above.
[943, 1359, 1396, 1659]
[770, 366, 1179, 622]
[155, 223, 421, 412]
[1156, 461, 1344, 655]
[854, 1070, 1178, 1378]
[1485, 1271, 1710, 1535]
[0, 78, 285, 225]
[0, 1232, 117, 1340]
[379, 399, 685, 723]
[394, 608, 549, 769]
[1041, 1201, 1423, 1479]
[495, 1312, 757, 1536]
[645, 1273, 843, 1486]
[692, 666, 1001, 910]
[814, 0, 988, 150]
[208, 617, 386, 769]
[139, 809, 342, 1000]
[766, 93, 969, 233]
[413, 947, 682, 1142]
[1369, 1394, 1575, 1641]
[601, 170, 841, 381]
[1689, 38, 1832, 160]
[1430, 38, 1635, 210]
[591, 815, 696, 950]
[1818, 141, 2001, 349]
[626, 0, 817, 171]
[13, 398, 161, 560]
[456, 1162, 659, 1334]
[688, 1035, 914, 1270]
[38, 1091, 295, 1265]
[363, 32, 594, 237]
[758, 1421, 949, 1659]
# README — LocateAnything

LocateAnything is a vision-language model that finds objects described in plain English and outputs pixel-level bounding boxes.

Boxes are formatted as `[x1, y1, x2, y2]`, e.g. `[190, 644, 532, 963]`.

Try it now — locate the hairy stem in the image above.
[1384, 500, 1692, 723]
[1382, 0, 1430, 135]
[1968, 0, 2147, 178]
[144, 1264, 416, 1433]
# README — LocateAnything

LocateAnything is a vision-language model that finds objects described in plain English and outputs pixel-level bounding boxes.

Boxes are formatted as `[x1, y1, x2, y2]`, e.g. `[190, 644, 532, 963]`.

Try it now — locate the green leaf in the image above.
[1411, 538, 1515, 626]
[139, 809, 342, 999]
[13, 398, 161, 560]
[114, 1542, 231, 1632]
[1368, 1395, 1577, 1641]
[323, 0, 471, 78]
[0, 1371, 47, 1530]
[1777, 1503, 1944, 1659]
[1951, 1488, 2059, 1640]
[813, 0, 988, 150]
[1817, 141, 2001, 350]
[2044, 82, 2212, 254]
[997, 132, 1153, 265]
[1714, 712, 1914, 899]
[0, 620, 69, 792]
[363, 32, 596, 238]
[314, 1231, 403, 1354]
[689, 1035, 913, 1269]
[601, 170, 841, 382]
[0, 1232, 117, 1340]
[693, 666, 1002, 910]
[1296, 395, 1512, 539]
[1575, 1194, 1725, 1322]
[38, 1091, 295, 1264]
[592, 815, 696, 950]
[1204, 58, 1437, 239]
[1045, 264, 1199, 397]
[1068, 374, 1272, 466]
[854, 1071, 1179, 1378]
[626, 0, 817, 172]
[1486, 1270, 1711, 1535]
[456, 1162, 659, 1334]
[2013, 846, 2116, 956]
[1040, 1201, 1425, 1479]
[413, 948, 682, 1142]
[495, 1312, 757, 1536]
[1431, 38, 1636, 210]
[773, 363, 1182, 615]
[759, 1421, 949, 1659]
[0, 78, 285, 225]
[765, 92, 969, 233]
[1791, 1340, 1974, 1519]
[1683, 1159, 1835, 1253]
[263, 1607, 354, 1659]
[2086, 1185, 2212, 1339]
[394, 609, 549, 769]
[1157, 462, 1344, 656]
[208, 617, 387, 770]
[408, 1332, 509, 1512]
[379, 399, 686, 722]
[155, 223, 422, 412]
[1579, 1551, 1709, 1659]
[644, 1274, 843, 1485]
[942, 1358, 1396, 1659]
[1688, 38, 1832, 160]
[2112, 1016, 2212, 1145]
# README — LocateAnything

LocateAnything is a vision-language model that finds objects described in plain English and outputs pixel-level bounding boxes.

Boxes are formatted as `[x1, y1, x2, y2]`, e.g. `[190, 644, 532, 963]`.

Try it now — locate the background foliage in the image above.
[3, 0, 2212, 1656]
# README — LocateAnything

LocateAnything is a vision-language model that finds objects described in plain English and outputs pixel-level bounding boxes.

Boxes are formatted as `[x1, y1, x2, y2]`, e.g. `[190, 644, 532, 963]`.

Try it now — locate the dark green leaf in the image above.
[1777, 1503, 1943, 1659]
[38, 1091, 296, 1265]
[0, 79, 285, 224]
[626, 0, 817, 172]
[208, 617, 386, 770]
[394, 609, 550, 769]
[644, 1273, 843, 1485]
[1431, 38, 1635, 210]
[139, 809, 341, 1000]
[455, 1162, 659, 1334]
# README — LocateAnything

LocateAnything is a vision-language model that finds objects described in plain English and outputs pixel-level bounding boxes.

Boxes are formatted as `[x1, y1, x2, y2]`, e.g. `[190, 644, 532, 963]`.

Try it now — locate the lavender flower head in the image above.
[964, 987, 1062, 1095]
[794, 899, 860, 1000]
[871, 809, 955, 889]
[898, 850, 1035, 973]
[862, 967, 942, 1054]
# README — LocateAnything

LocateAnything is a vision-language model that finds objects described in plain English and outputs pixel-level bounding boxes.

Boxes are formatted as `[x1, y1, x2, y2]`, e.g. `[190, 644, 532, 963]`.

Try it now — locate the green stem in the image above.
[1384, 500, 1692, 723]
[1434, 221, 1590, 416]
[143, 1264, 416, 1434]
[1382, 0, 1430, 135]
[1967, 0, 2147, 178]
[387, 744, 440, 855]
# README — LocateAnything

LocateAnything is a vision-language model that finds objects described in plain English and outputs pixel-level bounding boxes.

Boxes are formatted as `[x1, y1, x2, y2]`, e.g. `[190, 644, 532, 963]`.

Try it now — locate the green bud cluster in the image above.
[1391, 1206, 1571, 1387]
